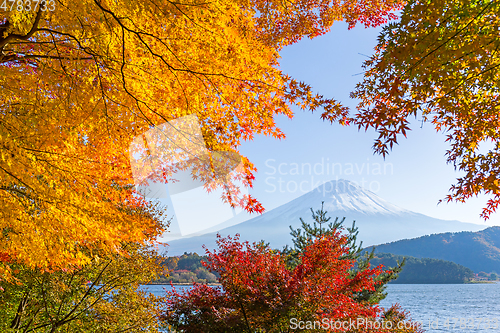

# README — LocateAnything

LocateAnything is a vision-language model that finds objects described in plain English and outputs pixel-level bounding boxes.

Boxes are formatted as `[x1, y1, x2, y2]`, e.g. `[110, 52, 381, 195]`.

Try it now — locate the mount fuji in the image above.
[164, 179, 486, 255]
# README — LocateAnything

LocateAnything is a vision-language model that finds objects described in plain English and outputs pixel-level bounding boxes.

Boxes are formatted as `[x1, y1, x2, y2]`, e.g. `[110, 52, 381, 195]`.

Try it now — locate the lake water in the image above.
[379, 284, 500, 332]
[143, 283, 500, 332]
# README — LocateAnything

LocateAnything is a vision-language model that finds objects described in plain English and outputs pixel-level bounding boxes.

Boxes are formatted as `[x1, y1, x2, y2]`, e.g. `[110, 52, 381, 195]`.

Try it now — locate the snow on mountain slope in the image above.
[277, 179, 409, 215]
[164, 179, 486, 255]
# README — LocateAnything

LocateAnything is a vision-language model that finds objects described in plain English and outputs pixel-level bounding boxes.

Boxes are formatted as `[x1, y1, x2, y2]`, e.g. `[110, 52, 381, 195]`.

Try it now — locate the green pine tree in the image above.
[282, 202, 405, 304]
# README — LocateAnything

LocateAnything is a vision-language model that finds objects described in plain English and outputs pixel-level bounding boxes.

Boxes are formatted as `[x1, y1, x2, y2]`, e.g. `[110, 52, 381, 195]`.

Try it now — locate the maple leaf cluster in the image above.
[347, 0, 500, 219]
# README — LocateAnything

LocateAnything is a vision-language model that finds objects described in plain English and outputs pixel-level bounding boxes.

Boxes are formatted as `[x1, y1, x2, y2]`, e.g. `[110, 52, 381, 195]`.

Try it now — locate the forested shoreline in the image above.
[154, 251, 480, 285]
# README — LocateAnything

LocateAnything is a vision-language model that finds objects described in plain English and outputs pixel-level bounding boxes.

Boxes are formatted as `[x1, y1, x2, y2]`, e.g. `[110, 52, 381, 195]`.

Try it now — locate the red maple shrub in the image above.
[161, 229, 423, 332]
[162, 239, 424, 333]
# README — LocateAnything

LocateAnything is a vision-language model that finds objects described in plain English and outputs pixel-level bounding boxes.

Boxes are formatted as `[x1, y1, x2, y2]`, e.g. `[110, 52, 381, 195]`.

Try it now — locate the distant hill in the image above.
[370, 253, 474, 284]
[367, 227, 500, 273]
[165, 179, 485, 255]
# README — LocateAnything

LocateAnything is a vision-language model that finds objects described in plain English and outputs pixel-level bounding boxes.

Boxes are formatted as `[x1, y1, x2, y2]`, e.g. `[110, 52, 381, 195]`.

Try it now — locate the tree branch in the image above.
[0, 53, 93, 64]
[0, 9, 43, 51]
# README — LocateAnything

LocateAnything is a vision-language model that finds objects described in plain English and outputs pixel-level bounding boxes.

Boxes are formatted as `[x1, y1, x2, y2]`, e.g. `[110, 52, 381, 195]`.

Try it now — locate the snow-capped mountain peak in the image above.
[307, 179, 409, 215]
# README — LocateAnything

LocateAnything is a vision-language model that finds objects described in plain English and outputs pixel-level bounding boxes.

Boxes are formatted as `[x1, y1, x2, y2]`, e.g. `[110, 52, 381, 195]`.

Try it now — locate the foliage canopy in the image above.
[0, 0, 403, 277]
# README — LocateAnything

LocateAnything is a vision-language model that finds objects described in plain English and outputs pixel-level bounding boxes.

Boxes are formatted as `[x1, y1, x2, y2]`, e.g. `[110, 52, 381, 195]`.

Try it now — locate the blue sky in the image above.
[155, 20, 499, 241]
[236, 21, 500, 227]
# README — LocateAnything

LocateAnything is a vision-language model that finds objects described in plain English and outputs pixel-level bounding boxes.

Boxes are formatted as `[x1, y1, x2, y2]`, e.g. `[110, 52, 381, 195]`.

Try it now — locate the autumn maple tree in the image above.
[345, 0, 500, 219]
[0, 0, 404, 278]
[0, 242, 165, 332]
[161, 206, 421, 332]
